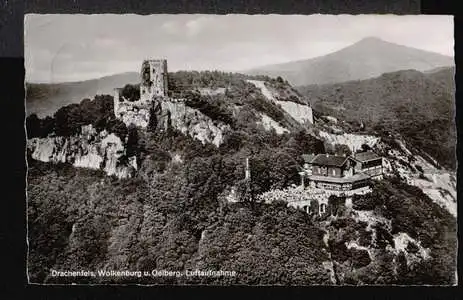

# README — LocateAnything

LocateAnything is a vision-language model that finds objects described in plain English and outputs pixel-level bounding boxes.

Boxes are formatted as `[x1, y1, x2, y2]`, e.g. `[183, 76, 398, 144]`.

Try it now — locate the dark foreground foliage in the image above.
[27, 158, 330, 285]
[27, 133, 457, 285]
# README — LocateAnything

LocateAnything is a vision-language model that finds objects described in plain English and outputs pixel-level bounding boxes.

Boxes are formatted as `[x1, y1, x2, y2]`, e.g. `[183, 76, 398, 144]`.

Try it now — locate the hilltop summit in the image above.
[244, 37, 454, 86]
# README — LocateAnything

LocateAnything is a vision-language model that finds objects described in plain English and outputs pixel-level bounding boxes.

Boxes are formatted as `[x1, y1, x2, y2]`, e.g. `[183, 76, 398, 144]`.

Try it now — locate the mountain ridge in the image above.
[244, 37, 454, 86]
[27, 72, 140, 117]
[26, 37, 454, 117]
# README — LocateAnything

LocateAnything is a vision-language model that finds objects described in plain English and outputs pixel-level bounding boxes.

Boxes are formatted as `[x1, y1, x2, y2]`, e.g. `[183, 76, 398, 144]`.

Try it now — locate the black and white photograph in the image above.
[25, 14, 456, 285]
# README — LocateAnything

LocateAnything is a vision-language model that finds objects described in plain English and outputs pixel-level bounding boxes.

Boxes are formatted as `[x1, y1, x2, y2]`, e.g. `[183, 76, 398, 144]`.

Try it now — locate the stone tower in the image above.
[140, 59, 168, 101]
[113, 59, 169, 128]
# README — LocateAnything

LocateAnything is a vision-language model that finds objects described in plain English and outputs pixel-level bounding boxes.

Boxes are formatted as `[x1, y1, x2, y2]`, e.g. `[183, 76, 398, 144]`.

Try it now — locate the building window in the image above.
[321, 166, 327, 176]
[320, 203, 327, 214]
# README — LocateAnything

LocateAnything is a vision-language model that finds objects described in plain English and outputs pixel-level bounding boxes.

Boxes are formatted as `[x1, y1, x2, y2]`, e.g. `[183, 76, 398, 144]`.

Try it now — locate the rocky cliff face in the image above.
[247, 80, 314, 125]
[377, 139, 457, 217]
[258, 113, 289, 134]
[156, 100, 230, 147]
[317, 130, 379, 152]
[115, 86, 229, 147]
[27, 124, 137, 179]
[118, 104, 151, 128]
[276, 101, 314, 124]
[114, 78, 307, 147]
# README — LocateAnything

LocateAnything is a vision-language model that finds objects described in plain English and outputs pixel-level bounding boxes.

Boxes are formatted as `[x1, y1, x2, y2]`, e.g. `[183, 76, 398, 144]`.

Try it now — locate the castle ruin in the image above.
[140, 59, 168, 100]
[113, 59, 169, 128]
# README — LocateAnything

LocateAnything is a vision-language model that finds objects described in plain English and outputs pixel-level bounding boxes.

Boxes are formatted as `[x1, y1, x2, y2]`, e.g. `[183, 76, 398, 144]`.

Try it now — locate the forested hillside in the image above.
[27, 71, 309, 146]
[28, 124, 328, 284]
[26, 70, 288, 117]
[298, 67, 456, 169]
[26, 72, 140, 117]
[26, 70, 457, 285]
[27, 146, 457, 285]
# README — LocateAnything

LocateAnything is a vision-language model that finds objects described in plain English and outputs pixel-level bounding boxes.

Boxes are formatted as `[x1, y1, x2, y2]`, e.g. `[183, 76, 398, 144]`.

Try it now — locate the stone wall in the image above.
[114, 90, 153, 128]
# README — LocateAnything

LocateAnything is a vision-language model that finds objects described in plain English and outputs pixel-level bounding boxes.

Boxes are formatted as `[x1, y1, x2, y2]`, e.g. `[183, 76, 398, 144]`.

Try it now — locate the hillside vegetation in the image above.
[298, 67, 456, 169]
[27, 71, 308, 140]
[26, 72, 140, 117]
[26, 70, 457, 285]
[28, 120, 328, 284]
[26, 95, 128, 139]
[26, 70, 281, 117]
[27, 151, 457, 284]
[344, 178, 457, 284]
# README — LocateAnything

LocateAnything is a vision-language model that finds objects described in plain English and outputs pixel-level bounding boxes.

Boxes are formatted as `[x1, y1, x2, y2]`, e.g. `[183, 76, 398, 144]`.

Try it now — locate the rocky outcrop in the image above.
[247, 80, 275, 100]
[412, 173, 456, 217]
[247, 80, 313, 125]
[379, 140, 457, 217]
[156, 100, 230, 147]
[118, 106, 151, 128]
[116, 88, 229, 147]
[276, 101, 313, 124]
[258, 113, 289, 134]
[317, 130, 379, 152]
[388, 232, 431, 261]
[27, 124, 137, 179]
[323, 116, 338, 124]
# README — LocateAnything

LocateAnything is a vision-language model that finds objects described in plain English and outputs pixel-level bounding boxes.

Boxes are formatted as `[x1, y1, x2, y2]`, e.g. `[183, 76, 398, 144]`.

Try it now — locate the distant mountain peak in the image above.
[245, 36, 454, 86]
[349, 36, 401, 49]
[356, 36, 385, 43]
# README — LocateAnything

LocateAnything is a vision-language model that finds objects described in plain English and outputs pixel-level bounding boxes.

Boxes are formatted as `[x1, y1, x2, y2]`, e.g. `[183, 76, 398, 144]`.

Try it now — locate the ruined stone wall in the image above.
[113, 88, 160, 128]
[112, 59, 228, 146]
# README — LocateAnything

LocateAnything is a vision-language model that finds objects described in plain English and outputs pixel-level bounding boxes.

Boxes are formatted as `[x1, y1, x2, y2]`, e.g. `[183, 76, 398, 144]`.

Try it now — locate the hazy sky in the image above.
[25, 14, 454, 83]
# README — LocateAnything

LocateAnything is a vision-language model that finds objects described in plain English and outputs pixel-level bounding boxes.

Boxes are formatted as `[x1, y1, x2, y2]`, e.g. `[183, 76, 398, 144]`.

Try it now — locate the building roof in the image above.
[302, 154, 316, 163]
[310, 154, 349, 167]
[353, 151, 381, 162]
